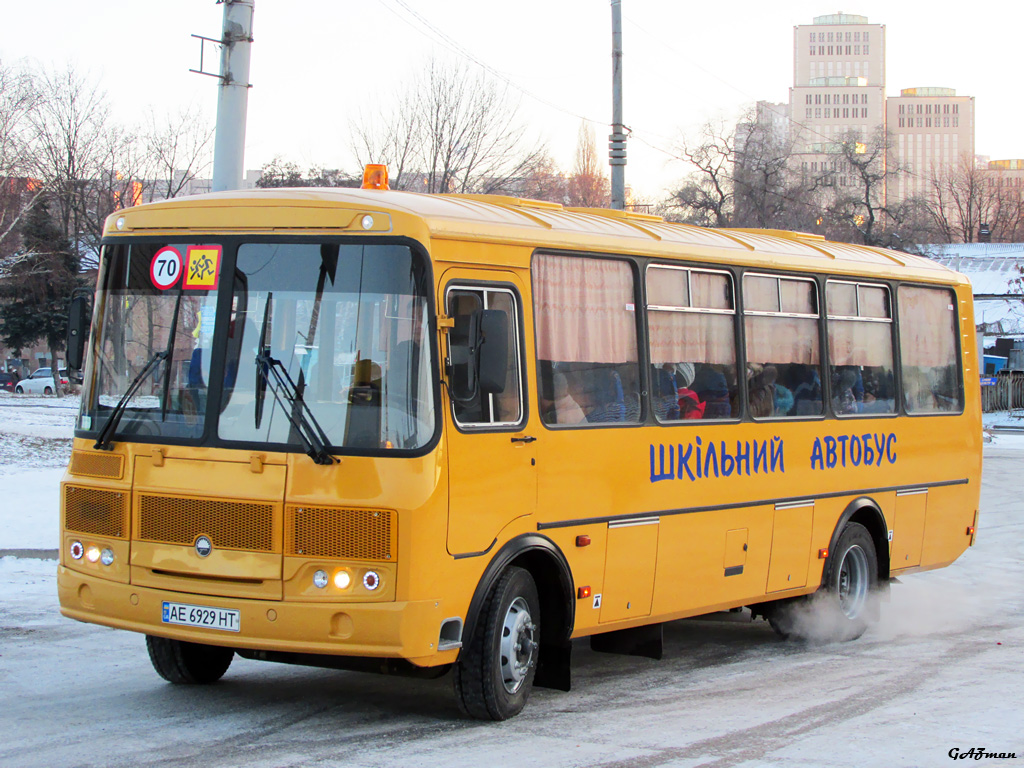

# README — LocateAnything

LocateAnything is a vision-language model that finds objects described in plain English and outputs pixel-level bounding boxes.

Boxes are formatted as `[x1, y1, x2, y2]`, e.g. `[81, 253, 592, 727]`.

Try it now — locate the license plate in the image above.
[162, 601, 240, 632]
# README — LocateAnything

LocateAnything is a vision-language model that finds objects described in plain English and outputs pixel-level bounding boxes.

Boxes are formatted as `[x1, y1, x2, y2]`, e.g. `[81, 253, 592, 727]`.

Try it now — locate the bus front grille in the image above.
[285, 505, 394, 561]
[64, 486, 128, 538]
[137, 494, 275, 552]
[69, 450, 124, 480]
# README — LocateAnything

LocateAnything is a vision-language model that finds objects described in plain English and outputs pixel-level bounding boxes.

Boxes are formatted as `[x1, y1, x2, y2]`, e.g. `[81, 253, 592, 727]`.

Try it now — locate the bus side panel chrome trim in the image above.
[896, 488, 928, 496]
[607, 517, 659, 529]
[536, 478, 969, 531]
[774, 500, 815, 510]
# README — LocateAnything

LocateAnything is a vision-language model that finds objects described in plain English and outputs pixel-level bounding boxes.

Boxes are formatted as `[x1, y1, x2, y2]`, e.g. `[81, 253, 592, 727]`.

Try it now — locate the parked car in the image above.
[0, 371, 16, 393]
[15, 367, 68, 395]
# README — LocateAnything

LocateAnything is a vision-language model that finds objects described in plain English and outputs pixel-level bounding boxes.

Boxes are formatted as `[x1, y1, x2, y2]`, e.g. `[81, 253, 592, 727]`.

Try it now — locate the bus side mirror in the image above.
[66, 295, 90, 372]
[449, 310, 481, 402]
[478, 309, 508, 395]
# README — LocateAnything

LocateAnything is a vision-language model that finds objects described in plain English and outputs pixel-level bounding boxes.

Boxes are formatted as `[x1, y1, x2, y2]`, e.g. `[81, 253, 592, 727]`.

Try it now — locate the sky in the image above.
[2, 1, 1022, 201]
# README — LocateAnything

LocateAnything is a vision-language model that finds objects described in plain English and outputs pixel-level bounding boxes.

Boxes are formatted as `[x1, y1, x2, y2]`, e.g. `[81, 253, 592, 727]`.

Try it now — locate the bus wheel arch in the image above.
[762, 497, 888, 642]
[829, 496, 890, 583]
[455, 534, 575, 718]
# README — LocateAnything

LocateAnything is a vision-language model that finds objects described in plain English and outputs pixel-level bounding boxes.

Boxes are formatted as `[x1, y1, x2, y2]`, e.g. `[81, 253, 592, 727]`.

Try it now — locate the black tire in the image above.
[145, 635, 234, 684]
[453, 566, 540, 720]
[768, 521, 878, 643]
[14, 386, 23, 394]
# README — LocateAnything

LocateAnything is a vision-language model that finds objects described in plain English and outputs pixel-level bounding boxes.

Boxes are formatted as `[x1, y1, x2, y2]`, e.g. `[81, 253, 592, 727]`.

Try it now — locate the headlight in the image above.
[100, 548, 114, 566]
[85, 546, 100, 563]
[313, 569, 328, 589]
[333, 570, 352, 589]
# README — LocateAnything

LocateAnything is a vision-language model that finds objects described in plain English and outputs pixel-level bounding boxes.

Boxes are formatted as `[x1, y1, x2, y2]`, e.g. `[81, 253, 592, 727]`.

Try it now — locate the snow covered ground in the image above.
[1, 395, 1022, 767]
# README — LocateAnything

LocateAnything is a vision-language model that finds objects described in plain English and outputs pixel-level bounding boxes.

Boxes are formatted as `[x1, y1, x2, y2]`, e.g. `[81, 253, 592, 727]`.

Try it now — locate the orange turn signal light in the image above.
[576, 535, 591, 547]
[818, 548, 829, 559]
[966, 526, 975, 536]
[577, 586, 591, 600]
[361, 163, 390, 190]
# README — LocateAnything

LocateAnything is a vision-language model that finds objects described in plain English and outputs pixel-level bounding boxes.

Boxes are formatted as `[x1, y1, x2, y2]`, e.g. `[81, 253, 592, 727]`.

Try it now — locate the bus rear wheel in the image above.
[145, 635, 234, 684]
[453, 566, 540, 720]
[768, 521, 878, 642]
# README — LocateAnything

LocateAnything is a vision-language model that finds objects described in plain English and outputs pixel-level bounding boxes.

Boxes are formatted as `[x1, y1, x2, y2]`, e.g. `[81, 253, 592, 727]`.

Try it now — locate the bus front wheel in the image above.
[453, 566, 540, 720]
[145, 635, 234, 684]
[769, 521, 878, 642]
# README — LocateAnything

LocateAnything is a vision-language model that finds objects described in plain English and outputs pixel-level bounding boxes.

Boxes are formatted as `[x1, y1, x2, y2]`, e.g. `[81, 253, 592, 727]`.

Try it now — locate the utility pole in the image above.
[609, 0, 627, 210]
[205, 0, 254, 193]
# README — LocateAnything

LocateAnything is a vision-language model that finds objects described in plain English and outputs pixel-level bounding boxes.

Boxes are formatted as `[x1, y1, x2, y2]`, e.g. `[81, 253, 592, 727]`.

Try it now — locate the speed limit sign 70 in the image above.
[150, 247, 182, 290]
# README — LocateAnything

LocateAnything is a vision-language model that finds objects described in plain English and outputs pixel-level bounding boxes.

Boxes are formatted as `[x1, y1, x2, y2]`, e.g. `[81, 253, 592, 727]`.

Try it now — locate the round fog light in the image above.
[333, 570, 352, 589]
[313, 569, 328, 589]
[70, 541, 84, 560]
[100, 548, 114, 566]
[86, 546, 100, 563]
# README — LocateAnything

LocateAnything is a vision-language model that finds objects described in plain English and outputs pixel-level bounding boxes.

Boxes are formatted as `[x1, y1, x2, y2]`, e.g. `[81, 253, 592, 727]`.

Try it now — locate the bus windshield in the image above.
[80, 240, 436, 454]
[217, 242, 435, 453]
[80, 242, 219, 441]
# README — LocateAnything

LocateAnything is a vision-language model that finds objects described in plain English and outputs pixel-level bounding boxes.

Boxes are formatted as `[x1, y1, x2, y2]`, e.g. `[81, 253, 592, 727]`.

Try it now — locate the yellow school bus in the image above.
[58, 168, 981, 719]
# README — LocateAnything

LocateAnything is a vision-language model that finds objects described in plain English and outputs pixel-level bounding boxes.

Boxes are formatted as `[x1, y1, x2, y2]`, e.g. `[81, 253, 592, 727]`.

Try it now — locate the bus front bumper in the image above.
[57, 566, 458, 667]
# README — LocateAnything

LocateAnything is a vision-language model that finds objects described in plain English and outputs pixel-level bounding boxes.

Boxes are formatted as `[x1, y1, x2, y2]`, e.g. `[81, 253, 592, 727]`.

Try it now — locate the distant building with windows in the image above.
[752, 12, 979, 208]
[887, 88, 975, 201]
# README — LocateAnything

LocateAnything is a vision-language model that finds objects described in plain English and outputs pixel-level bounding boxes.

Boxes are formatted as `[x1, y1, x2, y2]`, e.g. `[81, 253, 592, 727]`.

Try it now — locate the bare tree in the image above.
[141, 105, 214, 201]
[350, 59, 548, 196]
[824, 127, 918, 248]
[923, 154, 995, 243]
[27, 66, 112, 269]
[566, 122, 609, 207]
[666, 118, 735, 227]
[732, 109, 816, 230]
[0, 60, 42, 258]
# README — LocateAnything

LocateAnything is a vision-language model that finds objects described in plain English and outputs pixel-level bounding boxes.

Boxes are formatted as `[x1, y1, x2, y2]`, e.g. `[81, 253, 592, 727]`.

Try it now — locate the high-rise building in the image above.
[778, 12, 975, 207]
[887, 88, 975, 201]
[788, 13, 886, 190]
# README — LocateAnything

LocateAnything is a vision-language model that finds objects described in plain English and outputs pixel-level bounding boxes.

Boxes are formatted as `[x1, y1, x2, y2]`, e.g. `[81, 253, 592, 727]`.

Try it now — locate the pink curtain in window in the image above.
[828, 321, 893, 366]
[899, 286, 958, 367]
[745, 316, 820, 364]
[533, 254, 637, 363]
[649, 313, 735, 365]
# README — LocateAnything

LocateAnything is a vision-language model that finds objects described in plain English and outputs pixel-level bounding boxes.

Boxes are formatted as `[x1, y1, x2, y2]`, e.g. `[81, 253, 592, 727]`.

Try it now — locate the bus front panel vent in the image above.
[64, 486, 128, 539]
[285, 506, 395, 562]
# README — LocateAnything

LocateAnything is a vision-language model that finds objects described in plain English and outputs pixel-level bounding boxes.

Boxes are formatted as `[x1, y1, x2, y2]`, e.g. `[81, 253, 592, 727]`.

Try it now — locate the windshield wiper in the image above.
[95, 288, 184, 450]
[254, 294, 337, 465]
[93, 350, 167, 450]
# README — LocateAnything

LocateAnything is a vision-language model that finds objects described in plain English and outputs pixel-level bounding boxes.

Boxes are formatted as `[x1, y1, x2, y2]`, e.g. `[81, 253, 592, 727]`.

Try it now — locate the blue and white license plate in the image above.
[162, 601, 240, 632]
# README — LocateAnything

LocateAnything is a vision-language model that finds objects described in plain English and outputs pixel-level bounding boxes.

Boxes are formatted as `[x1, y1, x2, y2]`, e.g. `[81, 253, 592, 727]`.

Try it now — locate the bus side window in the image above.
[743, 274, 823, 418]
[646, 265, 738, 421]
[533, 253, 641, 426]
[446, 286, 523, 428]
[898, 285, 962, 414]
[826, 281, 896, 416]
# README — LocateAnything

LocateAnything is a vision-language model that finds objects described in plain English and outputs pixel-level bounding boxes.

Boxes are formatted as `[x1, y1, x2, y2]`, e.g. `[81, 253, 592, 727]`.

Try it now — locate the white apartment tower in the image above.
[789, 13, 886, 189]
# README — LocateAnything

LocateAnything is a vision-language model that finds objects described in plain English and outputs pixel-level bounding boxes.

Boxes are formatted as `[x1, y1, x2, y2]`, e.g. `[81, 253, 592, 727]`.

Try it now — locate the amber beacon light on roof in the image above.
[361, 164, 390, 190]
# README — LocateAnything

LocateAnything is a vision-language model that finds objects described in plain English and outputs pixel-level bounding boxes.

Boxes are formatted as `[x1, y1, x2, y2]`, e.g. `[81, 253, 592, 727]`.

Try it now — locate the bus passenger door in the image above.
[442, 272, 536, 556]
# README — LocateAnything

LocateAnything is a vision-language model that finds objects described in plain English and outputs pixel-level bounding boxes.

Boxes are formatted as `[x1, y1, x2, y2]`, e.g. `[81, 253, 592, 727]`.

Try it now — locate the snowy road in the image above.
[1, 397, 1022, 767]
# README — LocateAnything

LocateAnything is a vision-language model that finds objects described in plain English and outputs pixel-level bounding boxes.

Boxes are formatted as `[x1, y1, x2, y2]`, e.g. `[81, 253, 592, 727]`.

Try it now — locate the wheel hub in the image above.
[838, 544, 869, 619]
[499, 596, 536, 694]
